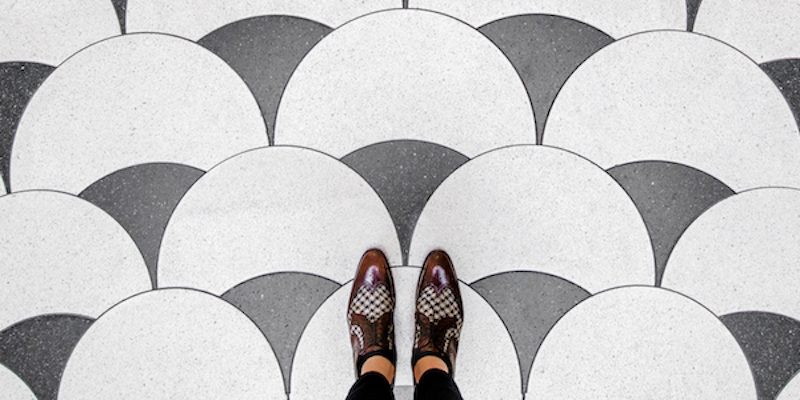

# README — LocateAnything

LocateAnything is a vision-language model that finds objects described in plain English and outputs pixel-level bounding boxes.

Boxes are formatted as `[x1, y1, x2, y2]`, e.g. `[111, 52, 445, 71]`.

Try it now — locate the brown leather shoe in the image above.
[347, 249, 396, 378]
[412, 250, 464, 378]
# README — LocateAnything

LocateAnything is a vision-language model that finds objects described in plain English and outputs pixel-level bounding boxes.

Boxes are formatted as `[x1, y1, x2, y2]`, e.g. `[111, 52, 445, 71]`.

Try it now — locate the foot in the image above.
[347, 249, 396, 381]
[412, 250, 464, 382]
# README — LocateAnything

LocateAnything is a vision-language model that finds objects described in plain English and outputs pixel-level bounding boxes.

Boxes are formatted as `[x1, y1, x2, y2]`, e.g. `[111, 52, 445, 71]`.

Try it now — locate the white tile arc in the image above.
[694, 0, 800, 63]
[407, 0, 686, 38]
[543, 30, 800, 192]
[126, 0, 399, 40]
[0, 190, 150, 331]
[274, 9, 535, 158]
[408, 145, 654, 293]
[57, 288, 284, 399]
[290, 267, 522, 399]
[0, 363, 36, 400]
[10, 33, 266, 194]
[527, 286, 757, 399]
[157, 146, 401, 294]
[662, 187, 800, 321]
[0, 0, 120, 65]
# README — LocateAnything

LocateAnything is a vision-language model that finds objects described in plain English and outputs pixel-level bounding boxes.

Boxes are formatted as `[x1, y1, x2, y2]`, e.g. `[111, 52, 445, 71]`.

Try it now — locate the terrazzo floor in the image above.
[2, 1, 800, 399]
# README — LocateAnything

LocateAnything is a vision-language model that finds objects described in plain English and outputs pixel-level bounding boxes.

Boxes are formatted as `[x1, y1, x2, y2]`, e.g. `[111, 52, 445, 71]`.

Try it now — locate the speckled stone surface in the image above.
[198, 15, 332, 144]
[687, 0, 703, 31]
[274, 10, 536, 158]
[694, 0, 800, 63]
[607, 161, 735, 286]
[58, 289, 284, 399]
[79, 162, 205, 288]
[111, 0, 126, 33]
[470, 271, 590, 393]
[662, 188, 800, 321]
[762, 59, 800, 133]
[544, 30, 800, 192]
[409, 0, 687, 38]
[0, 62, 54, 193]
[222, 272, 340, 395]
[3, 2, 800, 398]
[479, 14, 614, 143]
[10, 33, 267, 194]
[0, 315, 93, 400]
[721, 312, 800, 400]
[0, 0, 120, 65]
[341, 140, 468, 264]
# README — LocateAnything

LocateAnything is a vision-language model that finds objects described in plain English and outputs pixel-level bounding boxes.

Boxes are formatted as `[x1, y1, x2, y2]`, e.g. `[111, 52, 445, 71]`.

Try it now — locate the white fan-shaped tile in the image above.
[274, 9, 535, 158]
[694, 1, 800, 63]
[126, 0, 398, 40]
[409, 145, 654, 293]
[527, 286, 756, 399]
[58, 289, 283, 399]
[291, 267, 521, 399]
[0, 191, 150, 331]
[408, 0, 685, 38]
[0, 0, 120, 65]
[158, 146, 401, 293]
[778, 371, 800, 400]
[543, 31, 800, 192]
[0, 364, 35, 400]
[662, 188, 800, 321]
[11, 33, 266, 194]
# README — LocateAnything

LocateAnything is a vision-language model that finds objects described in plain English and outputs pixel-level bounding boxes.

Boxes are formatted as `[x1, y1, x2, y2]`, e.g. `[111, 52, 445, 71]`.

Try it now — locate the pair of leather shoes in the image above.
[347, 249, 464, 380]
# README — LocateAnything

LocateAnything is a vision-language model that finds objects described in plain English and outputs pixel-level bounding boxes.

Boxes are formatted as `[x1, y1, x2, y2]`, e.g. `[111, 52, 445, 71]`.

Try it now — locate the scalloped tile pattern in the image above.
[662, 188, 800, 321]
[126, 0, 399, 40]
[2, 2, 800, 398]
[409, 145, 654, 292]
[694, 0, 800, 63]
[0, 315, 93, 400]
[0, 0, 120, 65]
[158, 146, 401, 292]
[527, 287, 757, 398]
[10, 33, 266, 194]
[0, 191, 150, 331]
[274, 9, 535, 158]
[408, 0, 686, 38]
[58, 289, 284, 399]
[544, 30, 800, 192]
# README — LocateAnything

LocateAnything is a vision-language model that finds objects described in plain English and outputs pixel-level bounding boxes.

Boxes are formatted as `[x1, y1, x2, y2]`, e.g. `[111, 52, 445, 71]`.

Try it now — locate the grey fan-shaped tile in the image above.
[607, 161, 735, 286]
[761, 59, 800, 134]
[341, 140, 469, 264]
[221, 272, 340, 395]
[470, 271, 590, 394]
[111, 0, 127, 33]
[79, 162, 205, 288]
[0, 62, 55, 193]
[198, 15, 332, 144]
[0, 314, 94, 400]
[687, 0, 703, 31]
[479, 14, 614, 143]
[721, 311, 800, 400]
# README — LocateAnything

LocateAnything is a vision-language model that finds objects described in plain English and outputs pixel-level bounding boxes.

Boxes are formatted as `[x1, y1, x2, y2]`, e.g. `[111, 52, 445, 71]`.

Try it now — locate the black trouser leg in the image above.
[346, 372, 395, 400]
[414, 370, 463, 400]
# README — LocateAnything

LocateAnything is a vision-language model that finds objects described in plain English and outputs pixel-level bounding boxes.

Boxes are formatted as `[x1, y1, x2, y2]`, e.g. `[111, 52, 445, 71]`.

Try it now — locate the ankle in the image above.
[413, 355, 448, 383]
[361, 355, 395, 383]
